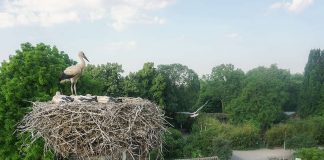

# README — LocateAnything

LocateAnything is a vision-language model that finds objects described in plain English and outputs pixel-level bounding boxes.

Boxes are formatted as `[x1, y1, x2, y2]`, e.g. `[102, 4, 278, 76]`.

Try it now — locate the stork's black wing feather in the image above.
[59, 72, 75, 81]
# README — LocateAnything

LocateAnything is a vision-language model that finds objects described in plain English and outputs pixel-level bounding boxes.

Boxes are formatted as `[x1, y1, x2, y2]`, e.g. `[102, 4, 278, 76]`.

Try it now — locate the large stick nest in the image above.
[19, 97, 167, 159]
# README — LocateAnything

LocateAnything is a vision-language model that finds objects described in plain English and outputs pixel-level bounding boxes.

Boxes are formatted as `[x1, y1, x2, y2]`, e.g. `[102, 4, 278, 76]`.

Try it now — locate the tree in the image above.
[299, 49, 324, 117]
[79, 63, 124, 96]
[123, 62, 167, 107]
[0, 43, 73, 159]
[132, 62, 158, 99]
[226, 65, 291, 129]
[157, 64, 200, 128]
[123, 73, 140, 97]
[198, 64, 244, 113]
[150, 73, 167, 107]
[283, 73, 303, 111]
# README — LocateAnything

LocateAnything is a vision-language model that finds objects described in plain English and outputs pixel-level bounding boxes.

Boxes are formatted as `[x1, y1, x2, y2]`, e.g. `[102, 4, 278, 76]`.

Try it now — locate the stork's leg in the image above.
[71, 82, 74, 96]
[74, 82, 77, 96]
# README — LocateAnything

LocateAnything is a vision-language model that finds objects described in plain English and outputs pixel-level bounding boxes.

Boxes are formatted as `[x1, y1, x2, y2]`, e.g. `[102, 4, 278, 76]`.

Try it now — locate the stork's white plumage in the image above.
[176, 100, 209, 118]
[60, 51, 89, 95]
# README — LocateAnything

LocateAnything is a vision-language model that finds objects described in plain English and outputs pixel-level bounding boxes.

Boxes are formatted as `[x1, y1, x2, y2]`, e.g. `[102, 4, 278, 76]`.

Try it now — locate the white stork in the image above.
[176, 100, 209, 118]
[60, 51, 89, 95]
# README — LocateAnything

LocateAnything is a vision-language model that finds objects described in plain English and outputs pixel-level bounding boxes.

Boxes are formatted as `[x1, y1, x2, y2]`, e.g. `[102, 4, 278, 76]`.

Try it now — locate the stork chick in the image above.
[60, 51, 89, 95]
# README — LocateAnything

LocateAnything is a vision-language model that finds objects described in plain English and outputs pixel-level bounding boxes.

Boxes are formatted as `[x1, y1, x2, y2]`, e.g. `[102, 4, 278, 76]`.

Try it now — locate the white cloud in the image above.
[270, 0, 314, 13]
[105, 41, 137, 51]
[109, 0, 170, 31]
[0, 0, 174, 30]
[226, 33, 240, 39]
[0, 12, 15, 28]
[0, 0, 101, 27]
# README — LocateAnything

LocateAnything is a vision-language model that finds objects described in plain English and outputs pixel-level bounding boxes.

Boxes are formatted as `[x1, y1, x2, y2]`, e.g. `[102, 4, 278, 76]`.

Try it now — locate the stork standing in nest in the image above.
[60, 51, 89, 95]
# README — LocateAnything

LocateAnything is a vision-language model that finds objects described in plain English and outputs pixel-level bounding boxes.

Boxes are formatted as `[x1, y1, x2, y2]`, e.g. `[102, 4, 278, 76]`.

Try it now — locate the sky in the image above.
[0, 0, 323, 76]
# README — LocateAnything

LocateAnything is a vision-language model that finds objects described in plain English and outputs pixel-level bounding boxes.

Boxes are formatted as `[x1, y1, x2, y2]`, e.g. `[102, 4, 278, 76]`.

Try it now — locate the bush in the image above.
[286, 133, 317, 149]
[295, 148, 324, 160]
[191, 114, 224, 133]
[183, 130, 232, 160]
[265, 123, 294, 147]
[209, 138, 232, 160]
[228, 123, 261, 150]
[266, 117, 323, 148]
[305, 116, 324, 145]
[192, 115, 261, 150]
[164, 115, 243, 159]
[163, 128, 185, 159]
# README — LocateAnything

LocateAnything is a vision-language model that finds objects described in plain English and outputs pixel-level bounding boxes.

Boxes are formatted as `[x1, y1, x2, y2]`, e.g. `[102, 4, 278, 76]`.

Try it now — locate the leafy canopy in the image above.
[0, 43, 73, 159]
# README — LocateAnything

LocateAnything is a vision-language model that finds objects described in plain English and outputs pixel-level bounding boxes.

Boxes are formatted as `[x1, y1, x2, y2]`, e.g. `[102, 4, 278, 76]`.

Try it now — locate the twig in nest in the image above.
[18, 97, 167, 160]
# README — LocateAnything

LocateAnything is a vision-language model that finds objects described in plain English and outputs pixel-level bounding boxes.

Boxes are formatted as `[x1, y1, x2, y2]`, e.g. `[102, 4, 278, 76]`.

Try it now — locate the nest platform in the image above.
[19, 97, 167, 159]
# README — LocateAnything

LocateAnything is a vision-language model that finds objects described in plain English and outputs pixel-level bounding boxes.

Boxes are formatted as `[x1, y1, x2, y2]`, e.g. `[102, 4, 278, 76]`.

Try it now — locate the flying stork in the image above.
[60, 51, 89, 96]
[176, 100, 209, 118]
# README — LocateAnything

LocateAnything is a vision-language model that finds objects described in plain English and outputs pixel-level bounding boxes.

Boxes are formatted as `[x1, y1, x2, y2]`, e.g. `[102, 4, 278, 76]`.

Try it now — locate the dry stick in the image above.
[19, 98, 167, 160]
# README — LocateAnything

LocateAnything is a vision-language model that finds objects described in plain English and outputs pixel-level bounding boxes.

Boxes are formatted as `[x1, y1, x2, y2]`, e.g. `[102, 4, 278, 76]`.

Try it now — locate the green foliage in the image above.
[286, 133, 317, 149]
[307, 116, 324, 144]
[163, 128, 185, 159]
[192, 115, 260, 150]
[126, 63, 157, 99]
[150, 73, 167, 107]
[291, 116, 324, 145]
[265, 123, 294, 147]
[284, 73, 303, 111]
[170, 116, 233, 159]
[0, 43, 73, 159]
[228, 123, 261, 150]
[122, 73, 139, 97]
[227, 65, 292, 129]
[149, 149, 160, 160]
[198, 64, 245, 113]
[191, 114, 224, 133]
[158, 64, 200, 112]
[295, 148, 324, 160]
[18, 136, 54, 160]
[79, 63, 124, 96]
[123, 62, 167, 107]
[76, 70, 103, 95]
[183, 131, 232, 160]
[157, 64, 200, 128]
[265, 116, 324, 148]
[299, 49, 324, 117]
[208, 138, 232, 160]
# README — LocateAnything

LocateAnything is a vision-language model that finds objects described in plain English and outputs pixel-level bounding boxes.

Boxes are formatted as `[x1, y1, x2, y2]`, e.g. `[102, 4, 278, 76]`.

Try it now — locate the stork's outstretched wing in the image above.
[194, 100, 209, 113]
[176, 112, 193, 115]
